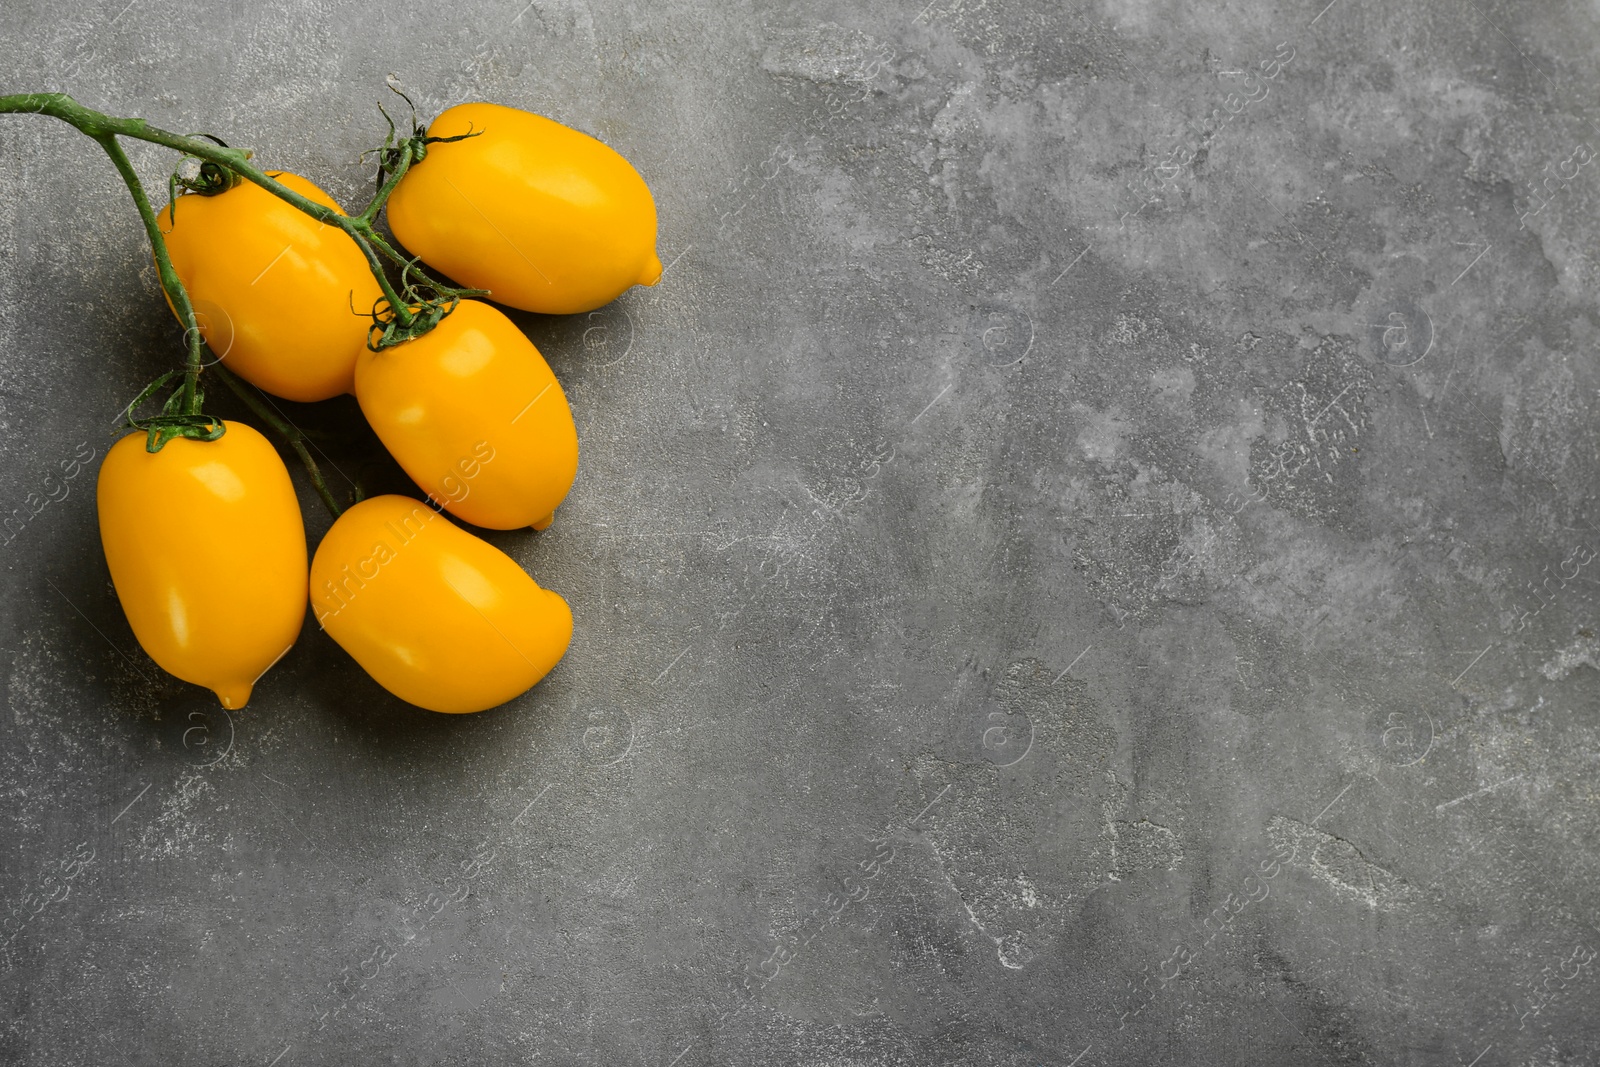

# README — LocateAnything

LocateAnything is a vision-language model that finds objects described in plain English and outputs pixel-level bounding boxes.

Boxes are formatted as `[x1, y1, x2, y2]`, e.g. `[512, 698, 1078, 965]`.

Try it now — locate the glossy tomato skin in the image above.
[356, 300, 577, 531]
[97, 422, 308, 709]
[161, 173, 383, 402]
[310, 495, 572, 713]
[387, 102, 662, 315]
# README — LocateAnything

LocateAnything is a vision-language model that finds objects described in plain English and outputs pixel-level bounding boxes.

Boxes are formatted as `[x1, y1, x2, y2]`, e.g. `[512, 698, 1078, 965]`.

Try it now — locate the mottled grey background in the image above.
[0, 0, 1598, 1063]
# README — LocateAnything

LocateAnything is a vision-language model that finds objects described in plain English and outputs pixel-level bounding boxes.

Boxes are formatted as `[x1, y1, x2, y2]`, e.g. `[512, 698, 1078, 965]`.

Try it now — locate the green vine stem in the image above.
[211, 363, 344, 518]
[94, 133, 209, 416]
[357, 131, 415, 227]
[0, 92, 480, 341]
[0, 90, 487, 515]
[0, 91, 369, 516]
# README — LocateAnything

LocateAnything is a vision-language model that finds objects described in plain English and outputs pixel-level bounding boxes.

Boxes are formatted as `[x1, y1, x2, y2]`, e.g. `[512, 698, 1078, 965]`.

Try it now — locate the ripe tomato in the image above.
[160, 172, 383, 402]
[356, 299, 577, 530]
[387, 102, 661, 315]
[97, 422, 307, 709]
[310, 495, 572, 713]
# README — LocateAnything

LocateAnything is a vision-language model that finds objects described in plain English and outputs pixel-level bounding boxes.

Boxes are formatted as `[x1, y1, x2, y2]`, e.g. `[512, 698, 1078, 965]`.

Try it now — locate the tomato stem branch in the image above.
[93, 133, 208, 417]
[356, 141, 415, 227]
[0, 92, 427, 329]
[211, 364, 343, 519]
[364, 229, 417, 269]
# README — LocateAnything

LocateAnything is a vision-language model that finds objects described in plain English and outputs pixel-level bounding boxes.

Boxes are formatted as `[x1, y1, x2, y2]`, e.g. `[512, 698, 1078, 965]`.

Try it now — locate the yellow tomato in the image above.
[356, 299, 577, 530]
[160, 173, 383, 402]
[96, 422, 307, 709]
[310, 495, 572, 713]
[387, 101, 662, 314]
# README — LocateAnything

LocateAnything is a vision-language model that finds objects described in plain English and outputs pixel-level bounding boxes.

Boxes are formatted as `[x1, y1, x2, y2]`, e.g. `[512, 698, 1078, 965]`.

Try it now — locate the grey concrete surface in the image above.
[1, 0, 1598, 1063]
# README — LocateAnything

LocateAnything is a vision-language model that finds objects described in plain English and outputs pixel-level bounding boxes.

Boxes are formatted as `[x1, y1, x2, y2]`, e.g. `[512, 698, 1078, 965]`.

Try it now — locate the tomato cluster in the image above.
[95, 102, 659, 713]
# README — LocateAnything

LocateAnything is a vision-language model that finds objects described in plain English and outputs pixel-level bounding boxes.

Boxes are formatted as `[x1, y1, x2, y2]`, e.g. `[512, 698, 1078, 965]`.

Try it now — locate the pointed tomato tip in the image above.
[214, 683, 253, 710]
[639, 251, 663, 287]
[531, 512, 555, 531]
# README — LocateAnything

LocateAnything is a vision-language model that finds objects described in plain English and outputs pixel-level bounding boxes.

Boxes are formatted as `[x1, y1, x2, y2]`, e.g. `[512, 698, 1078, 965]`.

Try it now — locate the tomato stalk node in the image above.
[116, 370, 225, 452]
[166, 134, 247, 216]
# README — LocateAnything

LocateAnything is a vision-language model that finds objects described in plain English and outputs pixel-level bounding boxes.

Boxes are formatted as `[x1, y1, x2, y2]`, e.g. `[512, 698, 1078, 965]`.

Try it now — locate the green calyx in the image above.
[118, 370, 226, 452]
[361, 258, 489, 351]
[367, 295, 458, 350]
[366, 78, 483, 190]
[166, 133, 248, 222]
[363, 246, 488, 350]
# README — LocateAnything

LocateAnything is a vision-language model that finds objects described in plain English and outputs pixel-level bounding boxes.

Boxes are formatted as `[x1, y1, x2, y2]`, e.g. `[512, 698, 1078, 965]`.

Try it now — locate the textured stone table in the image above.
[2, 0, 1598, 1063]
